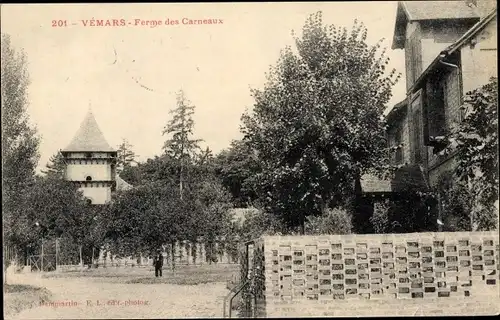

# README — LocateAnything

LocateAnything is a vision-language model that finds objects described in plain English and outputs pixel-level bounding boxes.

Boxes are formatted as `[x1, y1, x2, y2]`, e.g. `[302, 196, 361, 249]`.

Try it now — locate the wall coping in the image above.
[259, 231, 499, 242]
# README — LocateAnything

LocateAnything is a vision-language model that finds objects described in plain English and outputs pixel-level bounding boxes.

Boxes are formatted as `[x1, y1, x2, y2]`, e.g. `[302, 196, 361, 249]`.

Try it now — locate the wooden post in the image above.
[55, 239, 59, 270]
[437, 194, 443, 232]
[171, 242, 175, 274]
[41, 241, 44, 273]
[79, 245, 83, 268]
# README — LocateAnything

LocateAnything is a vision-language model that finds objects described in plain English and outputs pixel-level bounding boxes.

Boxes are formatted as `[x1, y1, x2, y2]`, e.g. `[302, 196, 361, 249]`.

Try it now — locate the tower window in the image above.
[86, 176, 92, 181]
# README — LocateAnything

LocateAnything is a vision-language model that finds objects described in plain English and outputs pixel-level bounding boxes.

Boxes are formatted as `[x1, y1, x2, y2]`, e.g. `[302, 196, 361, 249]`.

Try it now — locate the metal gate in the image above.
[223, 240, 262, 318]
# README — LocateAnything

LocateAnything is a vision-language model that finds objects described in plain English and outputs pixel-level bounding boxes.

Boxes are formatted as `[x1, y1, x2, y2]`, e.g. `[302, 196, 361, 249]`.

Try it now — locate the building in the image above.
[356, 1, 497, 232]
[61, 109, 118, 204]
[388, 0, 497, 187]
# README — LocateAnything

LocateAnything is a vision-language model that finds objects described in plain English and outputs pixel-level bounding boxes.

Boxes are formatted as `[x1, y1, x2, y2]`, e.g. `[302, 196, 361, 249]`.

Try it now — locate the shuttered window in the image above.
[425, 75, 447, 141]
[411, 91, 424, 164]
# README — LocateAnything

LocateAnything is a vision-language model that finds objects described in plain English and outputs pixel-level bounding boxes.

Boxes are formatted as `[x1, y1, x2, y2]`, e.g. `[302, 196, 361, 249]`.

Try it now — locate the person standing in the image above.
[153, 250, 163, 277]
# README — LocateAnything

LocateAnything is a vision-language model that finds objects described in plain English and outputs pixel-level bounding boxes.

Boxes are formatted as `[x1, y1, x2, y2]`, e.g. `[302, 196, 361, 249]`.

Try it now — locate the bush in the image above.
[305, 208, 353, 235]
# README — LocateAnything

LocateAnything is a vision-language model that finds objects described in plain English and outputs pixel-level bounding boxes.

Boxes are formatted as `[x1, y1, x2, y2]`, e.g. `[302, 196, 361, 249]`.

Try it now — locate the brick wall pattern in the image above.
[239, 232, 500, 317]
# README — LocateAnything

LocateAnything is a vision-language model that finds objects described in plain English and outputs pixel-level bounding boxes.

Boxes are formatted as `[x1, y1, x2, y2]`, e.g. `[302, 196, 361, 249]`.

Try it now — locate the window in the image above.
[388, 125, 404, 164]
[86, 198, 93, 205]
[85, 152, 92, 158]
[86, 176, 92, 181]
[425, 75, 447, 154]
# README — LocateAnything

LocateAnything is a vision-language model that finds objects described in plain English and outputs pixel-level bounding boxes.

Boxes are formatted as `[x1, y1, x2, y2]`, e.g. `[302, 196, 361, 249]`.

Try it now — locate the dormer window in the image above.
[86, 176, 92, 181]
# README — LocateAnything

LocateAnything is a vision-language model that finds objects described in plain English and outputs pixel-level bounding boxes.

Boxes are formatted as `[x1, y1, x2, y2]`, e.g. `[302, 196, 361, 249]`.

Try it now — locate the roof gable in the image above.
[392, 1, 480, 49]
[404, 1, 480, 21]
[409, 9, 497, 94]
[62, 110, 115, 152]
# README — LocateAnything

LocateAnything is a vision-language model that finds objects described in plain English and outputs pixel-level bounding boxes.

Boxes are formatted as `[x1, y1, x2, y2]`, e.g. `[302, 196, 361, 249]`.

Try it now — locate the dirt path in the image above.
[7, 273, 229, 319]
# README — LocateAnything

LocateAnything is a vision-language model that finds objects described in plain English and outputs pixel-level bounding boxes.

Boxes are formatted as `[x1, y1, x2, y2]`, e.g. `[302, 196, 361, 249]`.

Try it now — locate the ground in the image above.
[4, 284, 52, 318]
[4, 264, 239, 319]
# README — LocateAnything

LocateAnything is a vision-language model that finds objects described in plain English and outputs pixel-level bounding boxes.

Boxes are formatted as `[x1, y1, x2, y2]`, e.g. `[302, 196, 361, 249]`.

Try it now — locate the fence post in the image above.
[79, 245, 83, 268]
[55, 238, 59, 270]
[41, 241, 44, 273]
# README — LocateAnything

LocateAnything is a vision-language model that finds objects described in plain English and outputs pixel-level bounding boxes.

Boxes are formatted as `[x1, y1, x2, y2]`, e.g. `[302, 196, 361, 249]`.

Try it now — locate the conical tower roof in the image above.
[62, 110, 115, 152]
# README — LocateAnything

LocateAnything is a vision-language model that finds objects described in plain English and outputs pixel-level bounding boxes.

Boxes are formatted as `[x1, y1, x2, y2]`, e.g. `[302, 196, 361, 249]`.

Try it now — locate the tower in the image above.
[61, 109, 117, 204]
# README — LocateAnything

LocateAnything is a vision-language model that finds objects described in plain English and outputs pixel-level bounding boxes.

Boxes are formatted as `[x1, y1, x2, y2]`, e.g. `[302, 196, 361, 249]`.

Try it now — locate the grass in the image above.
[3, 284, 52, 318]
[41, 263, 241, 285]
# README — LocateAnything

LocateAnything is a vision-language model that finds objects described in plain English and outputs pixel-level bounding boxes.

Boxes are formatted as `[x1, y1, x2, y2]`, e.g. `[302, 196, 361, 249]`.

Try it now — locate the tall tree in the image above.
[1, 33, 39, 194]
[41, 150, 66, 179]
[241, 13, 399, 232]
[1, 33, 40, 257]
[162, 90, 203, 199]
[116, 138, 137, 174]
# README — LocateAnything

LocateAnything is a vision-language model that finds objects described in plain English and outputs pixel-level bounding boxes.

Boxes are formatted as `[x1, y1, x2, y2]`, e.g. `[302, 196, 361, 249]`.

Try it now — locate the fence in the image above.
[19, 238, 241, 272]
[98, 239, 240, 268]
[238, 231, 500, 317]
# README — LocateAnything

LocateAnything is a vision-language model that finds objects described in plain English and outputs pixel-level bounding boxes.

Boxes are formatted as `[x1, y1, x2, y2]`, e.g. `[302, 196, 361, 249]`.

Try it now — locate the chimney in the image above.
[467, 0, 497, 17]
[465, 0, 477, 7]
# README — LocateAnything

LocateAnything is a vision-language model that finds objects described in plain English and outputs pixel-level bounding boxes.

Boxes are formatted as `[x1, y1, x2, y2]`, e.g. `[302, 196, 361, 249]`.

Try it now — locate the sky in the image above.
[1, 2, 406, 172]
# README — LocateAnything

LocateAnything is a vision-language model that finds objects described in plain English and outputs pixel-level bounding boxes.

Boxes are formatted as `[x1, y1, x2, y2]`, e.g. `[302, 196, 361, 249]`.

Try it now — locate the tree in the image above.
[41, 150, 66, 179]
[162, 90, 203, 199]
[240, 12, 399, 232]
[215, 140, 261, 207]
[443, 77, 498, 230]
[5, 175, 92, 265]
[2, 33, 40, 264]
[116, 138, 137, 174]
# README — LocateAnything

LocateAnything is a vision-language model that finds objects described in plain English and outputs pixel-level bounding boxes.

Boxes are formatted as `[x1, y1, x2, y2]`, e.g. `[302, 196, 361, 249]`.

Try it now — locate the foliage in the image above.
[162, 90, 203, 198]
[231, 209, 283, 241]
[41, 150, 66, 179]
[240, 12, 400, 231]
[370, 200, 390, 234]
[104, 177, 233, 258]
[105, 182, 180, 256]
[2, 33, 40, 255]
[214, 140, 261, 207]
[434, 171, 473, 232]
[444, 77, 498, 230]
[3, 174, 101, 264]
[305, 208, 353, 235]
[116, 138, 137, 174]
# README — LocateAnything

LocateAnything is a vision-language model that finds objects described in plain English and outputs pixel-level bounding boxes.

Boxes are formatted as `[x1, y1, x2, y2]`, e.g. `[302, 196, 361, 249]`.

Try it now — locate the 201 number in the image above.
[52, 20, 68, 27]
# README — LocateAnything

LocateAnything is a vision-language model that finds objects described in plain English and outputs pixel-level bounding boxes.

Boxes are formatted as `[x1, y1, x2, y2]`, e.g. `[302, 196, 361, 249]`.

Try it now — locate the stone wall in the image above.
[240, 232, 499, 317]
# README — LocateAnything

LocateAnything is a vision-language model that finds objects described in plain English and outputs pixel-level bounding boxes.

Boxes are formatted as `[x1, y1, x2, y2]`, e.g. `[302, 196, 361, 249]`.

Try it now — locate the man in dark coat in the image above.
[153, 250, 163, 277]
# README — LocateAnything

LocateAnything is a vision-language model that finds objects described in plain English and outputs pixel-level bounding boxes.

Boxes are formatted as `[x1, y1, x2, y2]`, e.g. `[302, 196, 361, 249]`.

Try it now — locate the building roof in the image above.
[392, 1, 481, 49]
[384, 98, 408, 124]
[360, 164, 429, 194]
[409, 8, 497, 94]
[116, 175, 133, 191]
[442, 8, 497, 55]
[62, 110, 115, 152]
